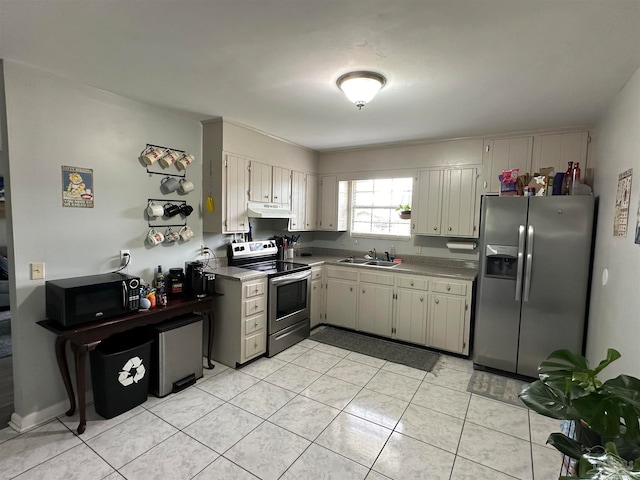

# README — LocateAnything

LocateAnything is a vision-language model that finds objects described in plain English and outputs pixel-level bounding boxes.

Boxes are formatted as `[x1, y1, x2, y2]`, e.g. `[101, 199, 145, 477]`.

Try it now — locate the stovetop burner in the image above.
[227, 241, 311, 277]
[240, 260, 310, 273]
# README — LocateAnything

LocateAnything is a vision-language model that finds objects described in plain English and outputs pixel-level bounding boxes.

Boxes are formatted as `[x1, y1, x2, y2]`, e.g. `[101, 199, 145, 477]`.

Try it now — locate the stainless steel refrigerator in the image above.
[473, 195, 595, 378]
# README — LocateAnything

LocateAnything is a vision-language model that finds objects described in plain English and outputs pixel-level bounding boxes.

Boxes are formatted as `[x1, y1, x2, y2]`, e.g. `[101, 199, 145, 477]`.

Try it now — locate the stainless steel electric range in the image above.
[228, 241, 311, 357]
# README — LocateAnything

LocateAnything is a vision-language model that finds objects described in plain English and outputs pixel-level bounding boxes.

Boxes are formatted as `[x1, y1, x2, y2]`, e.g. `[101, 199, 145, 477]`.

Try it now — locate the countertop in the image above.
[209, 254, 478, 282]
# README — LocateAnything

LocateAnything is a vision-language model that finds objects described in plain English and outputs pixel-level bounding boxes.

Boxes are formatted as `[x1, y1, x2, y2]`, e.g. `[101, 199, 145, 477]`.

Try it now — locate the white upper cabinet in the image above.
[482, 136, 533, 194]
[414, 167, 478, 238]
[318, 175, 348, 231]
[289, 171, 318, 231]
[305, 174, 318, 230]
[531, 131, 589, 176]
[249, 162, 291, 204]
[272, 166, 291, 204]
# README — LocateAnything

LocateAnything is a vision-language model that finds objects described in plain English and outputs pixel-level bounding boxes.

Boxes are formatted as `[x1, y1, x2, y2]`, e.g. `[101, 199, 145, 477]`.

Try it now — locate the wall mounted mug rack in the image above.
[140, 143, 189, 178]
[146, 198, 189, 228]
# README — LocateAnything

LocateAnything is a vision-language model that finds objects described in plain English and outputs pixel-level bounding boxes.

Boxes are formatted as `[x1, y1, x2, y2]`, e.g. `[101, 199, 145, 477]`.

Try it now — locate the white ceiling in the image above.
[1, 0, 639, 151]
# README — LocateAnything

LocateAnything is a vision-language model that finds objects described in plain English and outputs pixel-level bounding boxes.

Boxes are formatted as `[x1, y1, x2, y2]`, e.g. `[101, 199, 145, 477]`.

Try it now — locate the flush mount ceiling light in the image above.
[337, 71, 386, 110]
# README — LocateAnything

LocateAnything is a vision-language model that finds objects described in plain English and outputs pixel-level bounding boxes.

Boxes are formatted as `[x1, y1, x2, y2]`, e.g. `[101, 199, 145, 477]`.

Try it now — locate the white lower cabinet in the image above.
[212, 276, 268, 367]
[323, 266, 474, 356]
[310, 266, 323, 329]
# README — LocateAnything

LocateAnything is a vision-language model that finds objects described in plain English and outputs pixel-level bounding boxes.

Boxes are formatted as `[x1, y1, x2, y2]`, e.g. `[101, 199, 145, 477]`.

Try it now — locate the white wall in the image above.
[1, 60, 210, 430]
[587, 67, 640, 378]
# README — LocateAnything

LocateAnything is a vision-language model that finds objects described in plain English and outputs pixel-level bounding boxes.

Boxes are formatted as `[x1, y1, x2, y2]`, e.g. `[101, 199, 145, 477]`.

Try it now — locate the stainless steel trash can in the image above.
[150, 314, 203, 397]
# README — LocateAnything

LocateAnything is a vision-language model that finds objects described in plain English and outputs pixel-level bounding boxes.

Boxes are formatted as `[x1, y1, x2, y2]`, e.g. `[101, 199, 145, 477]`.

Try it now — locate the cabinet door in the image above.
[358, 283, 393, 337]
[318, 175, 337, 230]
[272, 166, 291, 204]
[305, 174, 318, 230]
[484, 137, 533, 194]
[414, 169, 443, 235]
[395, 289, 428, 345]
[289, 171, 306, 231]
[325, 277, 356, 329]
[429, 294, 465, 354]
[531, 131, 589, 176]
[310, 278, 322, 328]
[249, 161, 272, 202]
[225, 155, 249, 233]
[443, 168, 477, 237]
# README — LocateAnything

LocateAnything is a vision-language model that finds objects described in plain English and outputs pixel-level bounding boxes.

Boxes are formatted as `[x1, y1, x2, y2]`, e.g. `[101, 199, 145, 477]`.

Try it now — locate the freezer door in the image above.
[473, 196, 529, 372]
[517, 196, 594, 377]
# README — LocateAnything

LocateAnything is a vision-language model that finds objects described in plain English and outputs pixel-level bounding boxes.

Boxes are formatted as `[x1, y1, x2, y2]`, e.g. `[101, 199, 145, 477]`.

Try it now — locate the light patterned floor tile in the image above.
[436, 354, 474, 373]
[12, 443, 114, 480]
[381, 362, 427, 381]
[466, 395, 530, 441]
[316, 412, 392, 468]
[268, 395, 341, 441]
[264, 363, 322, 393]
[239, 357, 287, 379]
[325, 358, 379, 386]
[301, 375, 362, 409]
[313, 343, 352, 358]
[457, 422, 533, 480]
[344, 388, 408, 429]
[183, 403, 262, 454]
[396, 403, 464, 453]
[58, 404, 145, 440]
[345, 351, 387, 369]
[529, 411, 561, 449]
[281, 443, 369, 480]
[119, 432, 218, 480]
[291, 349, 343, 373]
[230, 381, 296, 418]
[411, 382, 470, 419]
[532, 443, 563, 480]
[365, 370, 421, 401]
[193, 456, 259, 479]
[149, 387, 224, 429]
[424, 365, 473, 392]
[297, 338, 320, 349]
[274, 344, 310, 363]
[450, 456, 519, 480]
[225, 422, 311, 480]
[196, 369, 259, 401]
[373, 431, 455, 480]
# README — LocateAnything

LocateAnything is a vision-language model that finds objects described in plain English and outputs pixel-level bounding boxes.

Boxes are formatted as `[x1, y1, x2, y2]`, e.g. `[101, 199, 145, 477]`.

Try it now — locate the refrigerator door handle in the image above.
[523, 225, 534, 302]
[515, 225, 526, 301]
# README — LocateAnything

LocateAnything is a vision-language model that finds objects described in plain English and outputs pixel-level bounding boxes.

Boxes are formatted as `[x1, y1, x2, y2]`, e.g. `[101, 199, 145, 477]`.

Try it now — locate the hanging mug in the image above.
[180, 204, 194, 217]
[164, 227, 180, 243]
[179, 226, 194, 241]
[178, 179, 195, 194]
[176, 153, 195, 171]
[140, 146, 165, 165]
[159, 150, 182, 168]
[146, 201, 164, 218]
[160, 176, 180, 194]
[163, 203, 181, 217]
[147, 228, 164, 246]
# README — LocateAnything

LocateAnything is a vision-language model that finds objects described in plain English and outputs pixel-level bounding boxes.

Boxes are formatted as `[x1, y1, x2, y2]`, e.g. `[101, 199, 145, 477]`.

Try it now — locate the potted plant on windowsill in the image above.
[396, 204, 411, 219]
[518, 348, 640, 479]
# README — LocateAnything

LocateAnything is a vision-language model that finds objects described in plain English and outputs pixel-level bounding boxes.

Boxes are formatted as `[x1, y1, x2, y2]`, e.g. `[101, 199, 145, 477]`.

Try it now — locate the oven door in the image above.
[268, 270, 311, 334]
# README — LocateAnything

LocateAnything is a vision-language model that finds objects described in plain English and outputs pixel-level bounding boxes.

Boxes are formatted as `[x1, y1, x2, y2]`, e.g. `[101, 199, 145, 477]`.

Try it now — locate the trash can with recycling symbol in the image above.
[90, 328, 152, 419]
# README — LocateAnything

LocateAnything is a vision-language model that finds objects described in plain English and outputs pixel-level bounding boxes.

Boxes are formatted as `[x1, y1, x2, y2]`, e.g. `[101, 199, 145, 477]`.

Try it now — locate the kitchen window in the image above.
[351, 178, 412, 238]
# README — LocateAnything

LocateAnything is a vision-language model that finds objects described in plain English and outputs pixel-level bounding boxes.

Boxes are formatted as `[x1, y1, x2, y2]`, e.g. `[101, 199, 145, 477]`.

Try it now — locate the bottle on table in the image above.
[562, 161, 574, 195]
[154, 265, 167, 306]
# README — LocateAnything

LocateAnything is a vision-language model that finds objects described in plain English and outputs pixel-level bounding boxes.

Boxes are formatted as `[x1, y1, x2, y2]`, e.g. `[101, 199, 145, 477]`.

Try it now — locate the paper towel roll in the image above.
[446, 242, 477, 251]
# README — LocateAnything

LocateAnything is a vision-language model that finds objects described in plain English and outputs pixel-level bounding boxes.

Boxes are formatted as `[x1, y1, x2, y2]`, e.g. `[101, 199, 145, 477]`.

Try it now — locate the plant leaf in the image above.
[547, 432, 586, 460]
[519, 380, 580, 420]
[592, 348, 621, 375]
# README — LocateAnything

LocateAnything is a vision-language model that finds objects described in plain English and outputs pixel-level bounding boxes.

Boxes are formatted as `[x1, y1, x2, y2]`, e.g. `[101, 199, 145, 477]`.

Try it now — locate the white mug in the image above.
[176, 153, 195, 171]
[159, 150, 182, 168]
[147, 228, 164, 246]
[164, 227, 180, 243]
[146, 201, 164, 218]
[179, 226, 194, 241]
[160, 176, 180, 194]
[140, 146, 166, 165]
[179, 179, 195, 194]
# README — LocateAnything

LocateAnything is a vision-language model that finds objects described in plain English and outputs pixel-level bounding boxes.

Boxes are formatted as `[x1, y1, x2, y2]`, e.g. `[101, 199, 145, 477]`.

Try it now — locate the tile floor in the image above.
[0, 339, 564, 479]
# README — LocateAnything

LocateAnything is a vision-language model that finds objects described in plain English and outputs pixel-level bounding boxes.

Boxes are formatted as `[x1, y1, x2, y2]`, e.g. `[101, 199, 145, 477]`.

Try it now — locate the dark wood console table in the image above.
[38, 295, 217, 434]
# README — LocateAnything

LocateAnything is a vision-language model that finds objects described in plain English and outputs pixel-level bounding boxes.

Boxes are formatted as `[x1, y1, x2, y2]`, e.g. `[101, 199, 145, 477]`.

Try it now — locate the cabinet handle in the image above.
[254, 341, 258, 348]
[412, 223, 415, 229]
[254, 321, 258, 327]
[420, 296, 423, 302]
[362, 289, 366, 294]
[239, 222, 245, 226]
[447, 285, 451, 291]
[274, 196, 278, 200]
[448, 227, 452, 231]
[254, 304, 258, 309]
[349, 287, 353, 292]
[410, 281, 414, 286]
[435, 298, 440, 304]
[329, 224, 333, 227]
[433, 227, 437, 231]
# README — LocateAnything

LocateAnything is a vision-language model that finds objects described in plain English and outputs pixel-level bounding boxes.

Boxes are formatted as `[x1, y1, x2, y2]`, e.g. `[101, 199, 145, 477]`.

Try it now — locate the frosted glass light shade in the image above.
[337, 71, 386, 109]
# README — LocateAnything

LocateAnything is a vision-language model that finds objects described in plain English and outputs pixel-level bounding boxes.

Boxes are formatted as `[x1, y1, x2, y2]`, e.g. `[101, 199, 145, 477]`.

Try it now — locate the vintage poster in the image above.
[62, 166, 94, 208]
[613, 168, 632, 237]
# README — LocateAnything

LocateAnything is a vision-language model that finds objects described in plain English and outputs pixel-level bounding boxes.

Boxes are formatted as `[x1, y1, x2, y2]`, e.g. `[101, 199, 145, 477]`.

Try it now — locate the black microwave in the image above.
[46, 273, 141, 327]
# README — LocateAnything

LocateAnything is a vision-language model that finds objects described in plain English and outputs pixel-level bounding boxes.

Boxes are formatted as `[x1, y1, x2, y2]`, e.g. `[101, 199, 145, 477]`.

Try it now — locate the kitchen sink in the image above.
[365, 260, 399, 267]
[337, 258, 371, 264]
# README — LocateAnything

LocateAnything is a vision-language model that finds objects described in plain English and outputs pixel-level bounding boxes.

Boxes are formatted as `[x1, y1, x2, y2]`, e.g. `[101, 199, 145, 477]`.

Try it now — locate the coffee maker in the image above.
[185, 261, 214, 298]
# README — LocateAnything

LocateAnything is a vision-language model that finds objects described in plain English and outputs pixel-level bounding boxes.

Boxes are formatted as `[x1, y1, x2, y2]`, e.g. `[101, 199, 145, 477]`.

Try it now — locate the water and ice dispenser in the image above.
[484, 245, 518, 279]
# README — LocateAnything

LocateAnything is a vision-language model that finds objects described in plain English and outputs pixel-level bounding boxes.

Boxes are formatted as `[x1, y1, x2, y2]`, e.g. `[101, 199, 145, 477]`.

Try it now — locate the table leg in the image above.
[205, 311, 215, 370]
[70, 343, 89, 435]
[54, 337, 76, 416]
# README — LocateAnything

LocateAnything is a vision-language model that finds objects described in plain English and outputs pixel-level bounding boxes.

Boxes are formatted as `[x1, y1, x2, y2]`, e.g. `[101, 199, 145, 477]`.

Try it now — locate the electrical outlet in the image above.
[201, 244, 206, 256]
[31, 262, 45, 280]
[415, 246, 422, 254]
[120, 249, 130, 266]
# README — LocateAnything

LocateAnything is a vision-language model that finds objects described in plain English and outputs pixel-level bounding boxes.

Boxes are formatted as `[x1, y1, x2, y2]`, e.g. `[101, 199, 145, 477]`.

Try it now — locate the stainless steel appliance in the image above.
[185, 261, 214, 298]
[473, 196, 595, 377]
[46, 273, 140, 327]
[228, 240, 311, 356]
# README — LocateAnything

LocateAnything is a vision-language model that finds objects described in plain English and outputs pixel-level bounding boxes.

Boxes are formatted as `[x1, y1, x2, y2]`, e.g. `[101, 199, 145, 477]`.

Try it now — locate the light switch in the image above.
[31, 262, 45, 280]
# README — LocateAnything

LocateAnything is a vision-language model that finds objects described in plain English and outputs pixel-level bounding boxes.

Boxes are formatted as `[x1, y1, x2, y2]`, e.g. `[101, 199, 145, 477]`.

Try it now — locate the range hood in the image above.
[247, 201, 295, 219]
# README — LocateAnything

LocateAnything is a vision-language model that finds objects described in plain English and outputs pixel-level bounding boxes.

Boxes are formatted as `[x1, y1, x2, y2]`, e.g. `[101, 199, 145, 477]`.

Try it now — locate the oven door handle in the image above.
[270, 271, 311, 285]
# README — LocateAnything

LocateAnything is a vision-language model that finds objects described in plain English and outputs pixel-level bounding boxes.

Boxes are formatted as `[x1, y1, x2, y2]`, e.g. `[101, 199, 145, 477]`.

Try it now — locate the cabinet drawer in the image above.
[326, 266, 358, 281]
[244, 313, 266, 335]
[432, 280, 467, 296]
[397, 276, 428, 291]
[359, 271, 395, 286]
[244, 280, 265, 298]
[243, 332, 266, 360]
[311, 267, 323, 280]
[244, 296, 266, 317]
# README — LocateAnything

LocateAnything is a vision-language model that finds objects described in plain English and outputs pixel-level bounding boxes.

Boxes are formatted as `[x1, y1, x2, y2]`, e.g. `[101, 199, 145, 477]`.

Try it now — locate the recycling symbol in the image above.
[118, 356, 146, 387]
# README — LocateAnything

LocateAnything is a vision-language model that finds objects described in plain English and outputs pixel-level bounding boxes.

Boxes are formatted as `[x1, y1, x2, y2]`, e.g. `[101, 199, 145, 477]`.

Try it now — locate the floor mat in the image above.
[0, 315, 11, 359]
[310, 326, 439, 372]
[467, 369, 530, 407]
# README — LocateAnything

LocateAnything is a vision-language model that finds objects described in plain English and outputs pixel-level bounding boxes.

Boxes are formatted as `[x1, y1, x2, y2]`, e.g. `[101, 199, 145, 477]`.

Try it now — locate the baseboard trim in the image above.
[9, 392, 94, 433]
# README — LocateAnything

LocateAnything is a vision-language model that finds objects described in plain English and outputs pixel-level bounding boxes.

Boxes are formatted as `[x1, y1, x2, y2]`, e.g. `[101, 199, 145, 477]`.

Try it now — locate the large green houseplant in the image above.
[518, 348, 640, 479]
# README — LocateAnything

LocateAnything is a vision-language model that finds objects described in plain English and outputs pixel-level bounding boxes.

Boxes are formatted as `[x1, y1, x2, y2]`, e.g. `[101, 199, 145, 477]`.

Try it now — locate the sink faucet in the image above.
[369, 248, 377, 260]
[385, 251, 390, 261]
